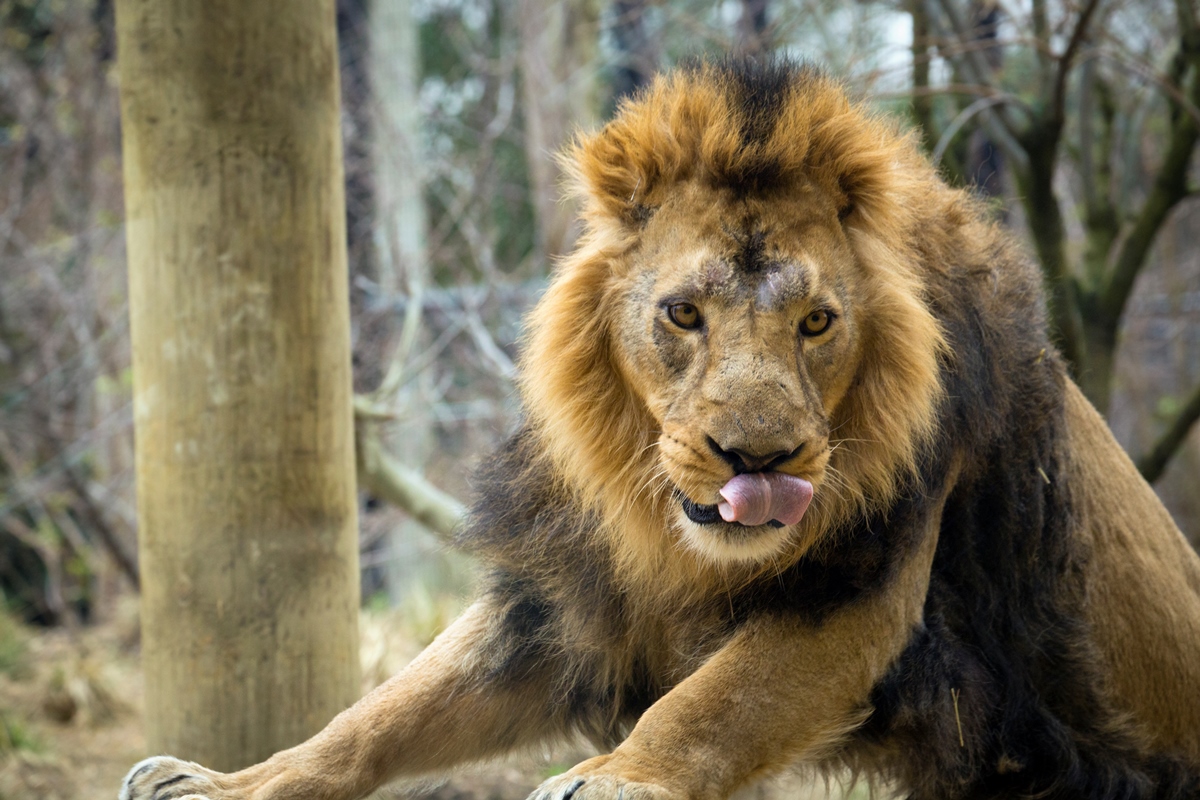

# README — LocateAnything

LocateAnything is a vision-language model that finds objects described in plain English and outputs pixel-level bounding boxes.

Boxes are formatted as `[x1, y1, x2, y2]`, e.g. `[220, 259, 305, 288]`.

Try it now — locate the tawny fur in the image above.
[121, 60, 1200, 800]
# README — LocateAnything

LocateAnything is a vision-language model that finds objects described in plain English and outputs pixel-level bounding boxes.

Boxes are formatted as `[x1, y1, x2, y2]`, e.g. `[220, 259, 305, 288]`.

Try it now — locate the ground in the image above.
[0, 598, 853, 800]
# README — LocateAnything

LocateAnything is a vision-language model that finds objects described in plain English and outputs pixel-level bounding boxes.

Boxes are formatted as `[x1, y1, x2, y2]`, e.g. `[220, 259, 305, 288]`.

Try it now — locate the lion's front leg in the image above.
[525, 618, 879, 800]
[120, 598, 570, 800]
[529, 518, 941, 800]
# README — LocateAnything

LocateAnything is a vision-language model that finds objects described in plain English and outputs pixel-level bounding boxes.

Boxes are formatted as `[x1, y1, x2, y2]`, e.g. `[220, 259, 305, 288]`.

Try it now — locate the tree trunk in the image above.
[517, 0, 601, 262]
[368, 0, 441, 601]
[737, 0, 771, 55]
[370, 0, 425, 299]
[116, 0, 361, 771]
[610, 0, 658, 108]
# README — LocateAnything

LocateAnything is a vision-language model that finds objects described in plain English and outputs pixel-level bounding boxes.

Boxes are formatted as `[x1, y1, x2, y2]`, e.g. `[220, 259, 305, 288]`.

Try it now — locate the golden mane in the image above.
[518, 62, 951, 592]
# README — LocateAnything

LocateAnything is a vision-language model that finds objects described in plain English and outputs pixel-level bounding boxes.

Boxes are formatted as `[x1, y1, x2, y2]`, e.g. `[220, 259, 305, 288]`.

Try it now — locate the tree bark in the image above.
[116, 0, 361, 771]
[909, 0, 935, 150]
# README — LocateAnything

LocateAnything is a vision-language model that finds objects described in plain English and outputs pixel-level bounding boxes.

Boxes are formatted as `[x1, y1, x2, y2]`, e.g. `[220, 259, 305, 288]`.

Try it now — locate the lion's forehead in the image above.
[662, 256, 815, 312]
[641, 201, 843, 310]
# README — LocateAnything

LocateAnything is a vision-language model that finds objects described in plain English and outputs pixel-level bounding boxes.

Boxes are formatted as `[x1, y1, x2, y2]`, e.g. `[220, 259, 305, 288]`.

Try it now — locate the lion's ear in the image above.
[564, 76, 731, 230]
[565, 126, 659, 229]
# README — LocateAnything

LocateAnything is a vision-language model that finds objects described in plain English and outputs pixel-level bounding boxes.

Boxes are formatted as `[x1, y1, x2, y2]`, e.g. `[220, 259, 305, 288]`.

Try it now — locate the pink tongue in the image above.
[718, 473, 813, 527]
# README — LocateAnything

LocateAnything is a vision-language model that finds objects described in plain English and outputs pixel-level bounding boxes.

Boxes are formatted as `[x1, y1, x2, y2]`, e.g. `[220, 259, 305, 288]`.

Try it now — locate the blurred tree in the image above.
[361, 0, 454, 601]
[116, 0, 361, 769]
[610, 0, 660, 107]
[738, 0, 773, 55]
[370, 0, 426, 301]
[518, 0, 603, 261]
[914, 0, 1200, 480]
[0, 0, 135, 624]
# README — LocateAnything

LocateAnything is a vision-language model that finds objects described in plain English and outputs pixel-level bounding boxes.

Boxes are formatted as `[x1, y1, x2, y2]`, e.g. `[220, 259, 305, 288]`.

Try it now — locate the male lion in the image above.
[123, 59, 1200, 800]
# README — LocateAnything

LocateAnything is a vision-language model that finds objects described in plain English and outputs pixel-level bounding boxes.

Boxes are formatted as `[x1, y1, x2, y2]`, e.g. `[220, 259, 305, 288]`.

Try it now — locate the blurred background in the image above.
[0, 0, 1197, 796]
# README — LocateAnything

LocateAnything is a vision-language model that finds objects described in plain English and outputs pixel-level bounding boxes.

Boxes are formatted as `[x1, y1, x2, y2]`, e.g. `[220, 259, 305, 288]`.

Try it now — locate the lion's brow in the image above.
[688, 260, 739, 300]
[753, 263, 811, 310]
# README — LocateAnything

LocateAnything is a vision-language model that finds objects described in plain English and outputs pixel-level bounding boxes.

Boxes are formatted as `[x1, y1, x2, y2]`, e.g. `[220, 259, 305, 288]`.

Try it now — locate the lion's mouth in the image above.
[679, 495, 778, 526]
[677, 472, 813, 529]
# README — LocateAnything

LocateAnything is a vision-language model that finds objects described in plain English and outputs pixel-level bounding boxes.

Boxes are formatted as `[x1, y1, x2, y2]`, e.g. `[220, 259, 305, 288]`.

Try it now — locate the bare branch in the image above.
[63, 466, 140, 590]
[464, 306, 518, 381]
[932, 95, 1017, 164]
[1138, 382, 1200, 484]
[355, 408, 466, 540]
[1087, 49, 1200, 127]
[926, 0, 1031, 173]
[1101, 61, 1200, 323]
[1051, 0, 1103, 127]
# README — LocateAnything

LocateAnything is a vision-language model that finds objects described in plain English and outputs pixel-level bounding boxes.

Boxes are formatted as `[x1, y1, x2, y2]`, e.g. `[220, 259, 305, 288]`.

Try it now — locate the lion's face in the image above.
[610, 182, 862, 563]
[520, 65, 946, 583]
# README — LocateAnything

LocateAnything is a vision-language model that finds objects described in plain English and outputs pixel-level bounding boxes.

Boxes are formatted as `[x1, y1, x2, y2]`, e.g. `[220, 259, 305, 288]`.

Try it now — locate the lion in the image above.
[122, 59, 1200, 800]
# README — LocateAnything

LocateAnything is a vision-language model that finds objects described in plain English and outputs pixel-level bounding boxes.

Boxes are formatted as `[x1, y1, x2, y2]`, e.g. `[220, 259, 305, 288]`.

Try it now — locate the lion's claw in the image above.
[531, 771, 677, 800]
[119, 756, 222, 800]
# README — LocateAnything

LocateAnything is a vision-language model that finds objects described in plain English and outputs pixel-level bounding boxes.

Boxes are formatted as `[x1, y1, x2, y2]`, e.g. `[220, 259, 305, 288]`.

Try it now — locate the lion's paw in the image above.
[119, 756, 224, 800]
[530, 771, 680, 800]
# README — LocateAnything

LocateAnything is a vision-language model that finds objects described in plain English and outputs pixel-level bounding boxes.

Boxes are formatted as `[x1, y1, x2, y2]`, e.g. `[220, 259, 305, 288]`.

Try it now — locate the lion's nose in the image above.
[706, 436, 803, 474]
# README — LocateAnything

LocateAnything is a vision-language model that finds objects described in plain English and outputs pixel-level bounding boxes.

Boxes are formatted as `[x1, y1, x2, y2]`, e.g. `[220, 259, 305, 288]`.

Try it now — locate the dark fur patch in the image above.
[728, 224, 770, 275]
[847, 251, 1200, 798]
[629, 203, 656, 226]
[729, 467, 942, 626]
[715, 57, 796, 149]
[682, 56, 823, 193]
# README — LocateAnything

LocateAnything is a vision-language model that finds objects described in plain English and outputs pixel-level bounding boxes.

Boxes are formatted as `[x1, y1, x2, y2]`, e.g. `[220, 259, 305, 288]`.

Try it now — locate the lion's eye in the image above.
[800, 310, 833, 337]
[667, 303, 702, 330]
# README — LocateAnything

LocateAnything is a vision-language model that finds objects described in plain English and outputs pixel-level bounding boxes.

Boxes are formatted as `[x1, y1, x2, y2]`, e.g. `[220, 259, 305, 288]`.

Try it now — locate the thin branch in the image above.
[926, 0, 1031, 173]
[354, 407, 465, 540]
[464, 306, 517, 380]
[1138, 382, 1200, 484]
[1087, 47, 1200, 127]
[63, 466, 140, 590]
[898, 82, 1033, 103]
[1051, 0, 1103, 127]
[1100, 59, 1200, 323]
[932, 95, 1015, 164]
